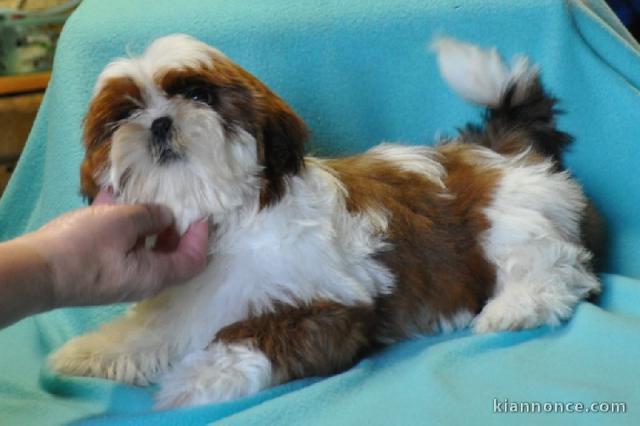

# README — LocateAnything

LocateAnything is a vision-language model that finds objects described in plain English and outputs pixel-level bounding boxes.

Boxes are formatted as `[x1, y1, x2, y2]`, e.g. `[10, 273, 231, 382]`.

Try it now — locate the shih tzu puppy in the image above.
[50, 34, 600, 409]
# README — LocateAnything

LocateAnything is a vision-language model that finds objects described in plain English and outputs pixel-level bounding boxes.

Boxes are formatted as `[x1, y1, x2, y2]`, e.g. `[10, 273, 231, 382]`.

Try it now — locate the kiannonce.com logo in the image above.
[493, 398, 627, 414]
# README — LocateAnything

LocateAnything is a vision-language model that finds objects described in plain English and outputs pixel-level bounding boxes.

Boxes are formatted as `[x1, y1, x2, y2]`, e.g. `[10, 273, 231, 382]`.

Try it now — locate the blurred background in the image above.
[0, 0, 637, 197]
[0, 0, 78, 194]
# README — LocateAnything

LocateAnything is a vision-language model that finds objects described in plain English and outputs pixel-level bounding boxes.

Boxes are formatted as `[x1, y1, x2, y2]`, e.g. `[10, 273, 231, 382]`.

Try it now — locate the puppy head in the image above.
[81, 34, 307, 231]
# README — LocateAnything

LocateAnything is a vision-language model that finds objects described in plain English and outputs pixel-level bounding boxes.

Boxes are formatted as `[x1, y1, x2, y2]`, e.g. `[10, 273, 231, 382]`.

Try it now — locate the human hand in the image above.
[19, 188, 209, 309]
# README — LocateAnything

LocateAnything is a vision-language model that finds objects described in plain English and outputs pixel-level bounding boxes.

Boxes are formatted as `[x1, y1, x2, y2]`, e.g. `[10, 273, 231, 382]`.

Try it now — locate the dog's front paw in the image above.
[154, 343, 272, 410]
[49, 333, 166, 385]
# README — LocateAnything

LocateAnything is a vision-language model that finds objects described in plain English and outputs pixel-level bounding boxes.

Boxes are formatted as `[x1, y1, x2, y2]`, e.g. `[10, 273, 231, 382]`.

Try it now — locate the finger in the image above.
[119, 219, 209, 301]
[121, 204, 175, 243]
[93, 187, 115, 205]
[130, 219, 209, 296]
[165, 219, 209, 283]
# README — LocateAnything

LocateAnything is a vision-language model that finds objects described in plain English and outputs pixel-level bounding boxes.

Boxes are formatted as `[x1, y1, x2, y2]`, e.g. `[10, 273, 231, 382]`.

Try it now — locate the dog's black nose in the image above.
[150, 116, 180, 163]
[151, 116, 173, 140]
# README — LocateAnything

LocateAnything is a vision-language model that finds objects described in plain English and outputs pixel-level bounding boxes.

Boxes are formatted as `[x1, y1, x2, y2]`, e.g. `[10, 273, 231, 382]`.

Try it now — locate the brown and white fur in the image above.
[50, 35, 600, 409]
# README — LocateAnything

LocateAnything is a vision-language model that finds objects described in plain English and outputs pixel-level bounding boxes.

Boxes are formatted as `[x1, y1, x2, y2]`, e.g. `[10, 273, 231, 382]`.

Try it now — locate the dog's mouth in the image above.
[152, 142, 182, 164]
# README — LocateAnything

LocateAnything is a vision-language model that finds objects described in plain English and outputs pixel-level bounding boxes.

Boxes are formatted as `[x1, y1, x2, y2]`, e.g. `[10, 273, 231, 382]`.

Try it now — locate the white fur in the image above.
[154, 341, 272, 409]
[96, 34, 225, 95]
[473, 150, 599, 332]
[108, 108, 261, 232]
[367, 143, 446, 188]
[432, 37, 539, 107]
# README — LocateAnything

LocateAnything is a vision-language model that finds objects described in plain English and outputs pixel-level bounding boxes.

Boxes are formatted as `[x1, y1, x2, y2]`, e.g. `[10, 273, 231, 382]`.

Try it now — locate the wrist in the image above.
[9, 235, 58, 312]
[0, 235, 56, 327]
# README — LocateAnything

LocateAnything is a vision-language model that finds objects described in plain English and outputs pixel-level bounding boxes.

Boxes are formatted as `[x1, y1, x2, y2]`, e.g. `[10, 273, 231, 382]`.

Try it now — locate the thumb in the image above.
[165, 219, 210, 283]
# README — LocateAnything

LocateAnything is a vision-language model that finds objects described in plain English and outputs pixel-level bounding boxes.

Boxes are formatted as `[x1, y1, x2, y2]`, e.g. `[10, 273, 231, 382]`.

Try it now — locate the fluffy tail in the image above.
[433, 38, 607, 270]
[432, 37, 571, 168]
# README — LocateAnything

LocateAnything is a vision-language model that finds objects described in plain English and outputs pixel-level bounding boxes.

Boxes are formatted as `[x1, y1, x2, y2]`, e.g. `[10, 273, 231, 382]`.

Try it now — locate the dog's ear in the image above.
[80, 93, 118, 203]
[80, 141, 110, 203]
[80, 78, 140, 202]
[260, 100, 308, 205]
[80, 100, 110, 203]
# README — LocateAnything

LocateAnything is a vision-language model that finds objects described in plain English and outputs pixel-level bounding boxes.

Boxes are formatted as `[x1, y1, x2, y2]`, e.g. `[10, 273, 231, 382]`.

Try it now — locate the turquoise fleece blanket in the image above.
[1, 0, 639, 424]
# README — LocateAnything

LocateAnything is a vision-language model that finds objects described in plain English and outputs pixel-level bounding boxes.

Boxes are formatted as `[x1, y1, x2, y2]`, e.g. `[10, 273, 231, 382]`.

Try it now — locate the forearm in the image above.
[0, 201, 207, 330]
[0, 236, 54, 328]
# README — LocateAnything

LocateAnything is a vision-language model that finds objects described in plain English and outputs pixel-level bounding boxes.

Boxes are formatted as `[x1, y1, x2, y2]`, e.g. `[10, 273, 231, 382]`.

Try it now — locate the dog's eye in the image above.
[113, 108, 135, 122]
[183, 85, 217, 106]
